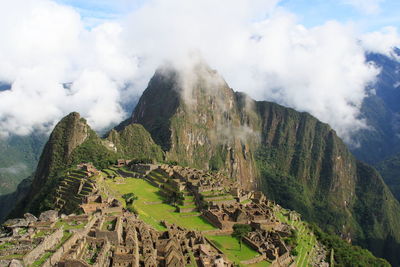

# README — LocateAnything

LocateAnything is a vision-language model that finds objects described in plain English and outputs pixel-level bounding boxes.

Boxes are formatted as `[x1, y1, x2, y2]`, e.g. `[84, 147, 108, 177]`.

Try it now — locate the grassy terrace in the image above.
[0, 254, 23, 260]
[276, 210, 316, 267]
[103, 176, 216, 231]
[206, 235, 265, 267]
[55, 220, 86, 230]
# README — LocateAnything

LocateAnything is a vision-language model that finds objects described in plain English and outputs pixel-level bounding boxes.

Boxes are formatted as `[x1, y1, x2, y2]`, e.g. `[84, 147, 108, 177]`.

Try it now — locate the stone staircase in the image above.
[54, 170, 96, 213]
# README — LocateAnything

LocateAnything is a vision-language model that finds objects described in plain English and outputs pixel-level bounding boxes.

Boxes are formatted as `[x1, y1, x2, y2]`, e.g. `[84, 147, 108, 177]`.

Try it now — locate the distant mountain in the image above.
[350, 49, 400, 203]
[0, 134, 45, 195]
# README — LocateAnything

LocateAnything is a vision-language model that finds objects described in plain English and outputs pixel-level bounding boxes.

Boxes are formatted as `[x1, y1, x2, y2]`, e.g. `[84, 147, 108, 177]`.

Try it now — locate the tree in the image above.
[232, 224, 251, 251]
[122, 193, 138, 205]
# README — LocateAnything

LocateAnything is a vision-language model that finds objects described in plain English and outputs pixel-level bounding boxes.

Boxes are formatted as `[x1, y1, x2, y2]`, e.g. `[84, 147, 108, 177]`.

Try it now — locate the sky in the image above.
[0, 0, 399, 143]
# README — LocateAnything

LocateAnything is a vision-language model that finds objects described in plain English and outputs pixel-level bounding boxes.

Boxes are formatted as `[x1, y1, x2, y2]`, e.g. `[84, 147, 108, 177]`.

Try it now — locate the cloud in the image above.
[122, 1, 378, 142]
[0, 0, 392, 144]
[360, 26, 400, 58]
[341, 0, 384, 14]
[0, 163, 27, 175]
[0, 0, 139, 136]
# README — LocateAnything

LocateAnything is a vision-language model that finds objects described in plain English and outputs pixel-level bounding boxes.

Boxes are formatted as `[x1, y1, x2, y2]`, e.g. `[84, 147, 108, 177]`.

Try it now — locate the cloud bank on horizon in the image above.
[0, 0, 399, 143]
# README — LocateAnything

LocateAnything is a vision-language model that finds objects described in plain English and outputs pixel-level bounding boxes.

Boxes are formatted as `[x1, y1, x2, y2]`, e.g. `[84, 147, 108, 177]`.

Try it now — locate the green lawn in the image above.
[206, 235, 261, 266]
[104, 177, 216, 231]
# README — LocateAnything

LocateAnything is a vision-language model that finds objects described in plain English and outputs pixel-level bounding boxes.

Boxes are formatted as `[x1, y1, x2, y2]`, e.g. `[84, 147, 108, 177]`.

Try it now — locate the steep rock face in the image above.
[256, 102, 356, 225]
[129, 65, 260, 189]
[126, 64, 400, 265]
[11, 112, 91, 216]
[29, 112, 89, 197]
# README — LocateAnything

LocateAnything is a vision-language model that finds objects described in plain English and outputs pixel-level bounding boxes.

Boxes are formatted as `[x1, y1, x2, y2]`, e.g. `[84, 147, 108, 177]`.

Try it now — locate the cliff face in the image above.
[129, 65, 260, 189]
[29, 112, 90, 197]
[126, 64, 400, 265]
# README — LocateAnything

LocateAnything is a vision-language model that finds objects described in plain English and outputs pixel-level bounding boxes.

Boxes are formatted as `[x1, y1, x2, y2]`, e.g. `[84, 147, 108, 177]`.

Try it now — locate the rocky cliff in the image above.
[127, 65, 260, 189]
[124, 63, 400, 265]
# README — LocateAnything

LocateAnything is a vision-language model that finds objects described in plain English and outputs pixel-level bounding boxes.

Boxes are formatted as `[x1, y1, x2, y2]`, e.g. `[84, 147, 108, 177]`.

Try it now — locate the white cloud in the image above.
[0, 163, 27, 175]
[0, 0, 391, 144]
[122, 1, 378, 142]
[342, 0, 384, 14]
[360, 26, 400, 58]
[0, 0, 139, 136]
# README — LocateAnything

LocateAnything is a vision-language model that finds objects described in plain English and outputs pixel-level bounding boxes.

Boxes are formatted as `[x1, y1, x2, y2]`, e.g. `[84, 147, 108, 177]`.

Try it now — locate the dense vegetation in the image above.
[376, 153, 400, 201]
[106, 124, 164, 162]
[311, 224, 390, 267]
[70, 130, 119, 169]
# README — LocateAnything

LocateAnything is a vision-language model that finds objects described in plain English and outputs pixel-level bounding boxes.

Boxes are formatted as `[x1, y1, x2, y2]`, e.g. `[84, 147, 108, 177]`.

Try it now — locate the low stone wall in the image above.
[23, 227, 64, 265]
[210, 199, 236, 206]
[178, 207, 197, 213]
[270, 252, 293, 267]
[201, 229, 233, 235]
[95, 216, 122, 245]
[102, 206, 123, 214]
[0, 245, 32, 257]
[243, 236, 261, 253]
[240, 254, 266, 265]
[93, 239, 111, 267]
[204, 237, 230, 264]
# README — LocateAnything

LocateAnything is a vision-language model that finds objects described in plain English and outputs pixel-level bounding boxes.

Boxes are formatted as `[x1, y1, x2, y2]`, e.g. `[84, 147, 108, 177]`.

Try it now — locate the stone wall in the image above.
[269, 252, 293, 267]
[42, 214, 99, 267]
[240, 254, 266, 265]
[23, 227, 64, 265]
[93, 238, 111, 267]
[95, 216, 122, 245]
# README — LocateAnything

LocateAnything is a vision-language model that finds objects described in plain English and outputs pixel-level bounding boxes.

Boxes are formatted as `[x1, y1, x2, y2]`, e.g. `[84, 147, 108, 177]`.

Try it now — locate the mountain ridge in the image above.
[6, 62, 400, 265]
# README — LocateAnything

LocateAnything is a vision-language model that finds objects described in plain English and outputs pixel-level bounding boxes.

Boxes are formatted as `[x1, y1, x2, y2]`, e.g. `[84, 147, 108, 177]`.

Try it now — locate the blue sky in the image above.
[280, 0, 400, 31]
[56, 0, 400, 32]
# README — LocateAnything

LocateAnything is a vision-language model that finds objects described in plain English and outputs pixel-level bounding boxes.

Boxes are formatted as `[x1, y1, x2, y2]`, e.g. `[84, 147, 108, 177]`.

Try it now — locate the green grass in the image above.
[31, 252, 52, 267]
[104, 178, 216, 231]
[206, 235, 261, 266]
[276, 209, 316, 267]
[247, 261, 271, 267]
[0, 242, 13, 250]
[102, 219, 117, 231]
[0, 254, 23, 260]
[292, 221, 316, 267]
[178, 204, 197, 209]
[55, 220, 86, 230]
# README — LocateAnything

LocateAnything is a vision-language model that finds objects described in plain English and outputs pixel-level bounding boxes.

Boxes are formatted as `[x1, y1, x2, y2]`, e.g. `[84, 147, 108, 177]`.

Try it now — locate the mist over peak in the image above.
[0, 0, 399, 144]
